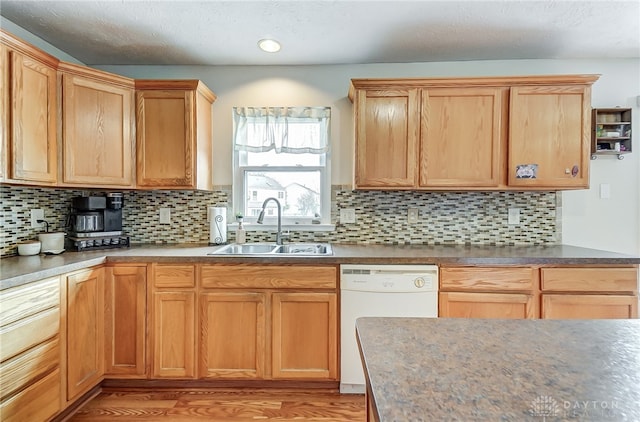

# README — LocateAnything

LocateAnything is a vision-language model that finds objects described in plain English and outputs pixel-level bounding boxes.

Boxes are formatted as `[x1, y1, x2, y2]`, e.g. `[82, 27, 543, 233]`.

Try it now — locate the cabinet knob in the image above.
[565, 166, 579, 176]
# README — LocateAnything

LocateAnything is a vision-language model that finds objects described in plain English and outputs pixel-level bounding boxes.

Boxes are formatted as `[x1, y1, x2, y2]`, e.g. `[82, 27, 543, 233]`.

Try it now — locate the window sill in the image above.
[227, 223, 335, 232]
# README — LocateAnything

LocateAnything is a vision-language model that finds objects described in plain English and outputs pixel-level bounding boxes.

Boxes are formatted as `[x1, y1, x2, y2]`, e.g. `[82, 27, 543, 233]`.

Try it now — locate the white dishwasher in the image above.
[340, 264, 438, 394]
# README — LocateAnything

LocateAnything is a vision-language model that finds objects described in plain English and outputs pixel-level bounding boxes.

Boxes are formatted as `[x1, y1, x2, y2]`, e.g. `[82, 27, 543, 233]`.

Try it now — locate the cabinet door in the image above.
[439, 292, 536, 319]
[542, 294, 638, 319]
[509, 85, 591, 188]
[152, 291, 196, 378]
[354, 88, 419, 188]
[7, 50, 57, 184]
[420, 87, 506, 187]
[62, 73, 133, 186]
[66, 267, 105, 401]
[271, 292, 337, 379]
[136, 89, 195, 188]
[200, 292, 266, 378]
[1, 44, 7, 181]
[104, 265, 146, 377]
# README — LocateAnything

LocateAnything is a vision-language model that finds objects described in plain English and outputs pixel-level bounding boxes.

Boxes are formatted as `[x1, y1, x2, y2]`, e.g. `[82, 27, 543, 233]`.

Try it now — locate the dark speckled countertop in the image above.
[1, 243, 639, 290]
[356, 317, 640, 422]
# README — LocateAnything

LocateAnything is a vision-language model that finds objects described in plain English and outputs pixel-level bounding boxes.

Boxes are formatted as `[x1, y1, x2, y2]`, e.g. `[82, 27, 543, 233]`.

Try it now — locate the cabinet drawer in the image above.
[0, 337, 59, 400]
[0, 307, 59, 362]
[0, 277, 59, 327]
[0, 367, 61, 422]
[153, 264, 195, 288]
[440, 267, 535, 291]
[541, 267, 638, 292]
[201, 265, 337, 289]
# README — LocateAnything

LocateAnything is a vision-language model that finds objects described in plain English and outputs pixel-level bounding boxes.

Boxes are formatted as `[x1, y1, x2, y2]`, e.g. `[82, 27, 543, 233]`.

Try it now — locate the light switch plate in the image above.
[599, 183, 610, 199]
[159, 208, 171, 224]
[408, 208, 419, 224]
[508, 208, 520, 225]
[340, 208, 356, 224]
[31, 209, 44, 228]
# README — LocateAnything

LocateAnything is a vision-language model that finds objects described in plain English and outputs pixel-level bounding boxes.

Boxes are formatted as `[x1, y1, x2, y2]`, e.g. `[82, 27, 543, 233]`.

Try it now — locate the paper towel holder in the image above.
[209, 206, 228, 245]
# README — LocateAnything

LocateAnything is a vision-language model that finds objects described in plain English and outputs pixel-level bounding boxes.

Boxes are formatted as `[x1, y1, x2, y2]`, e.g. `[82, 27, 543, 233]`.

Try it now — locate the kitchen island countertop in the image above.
[1, 243, 639, 290]
[356, 317, 640, 422]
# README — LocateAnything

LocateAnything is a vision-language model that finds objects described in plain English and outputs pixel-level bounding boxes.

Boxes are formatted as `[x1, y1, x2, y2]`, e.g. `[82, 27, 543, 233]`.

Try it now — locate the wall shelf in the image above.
[591, 107, 632, 160]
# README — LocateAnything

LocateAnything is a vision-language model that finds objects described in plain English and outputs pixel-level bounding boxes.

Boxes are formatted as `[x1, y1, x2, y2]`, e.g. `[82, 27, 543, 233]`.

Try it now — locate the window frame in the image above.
[233, 151, 331, 227]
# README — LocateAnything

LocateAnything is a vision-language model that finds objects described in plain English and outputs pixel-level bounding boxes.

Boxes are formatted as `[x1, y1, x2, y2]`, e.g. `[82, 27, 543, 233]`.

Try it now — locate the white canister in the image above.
[209, 207, 227, 245]
[38, 232, 65, 252]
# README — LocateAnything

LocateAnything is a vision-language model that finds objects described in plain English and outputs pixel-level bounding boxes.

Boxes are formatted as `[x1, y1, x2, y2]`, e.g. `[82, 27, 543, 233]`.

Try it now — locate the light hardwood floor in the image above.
[69, 388, 365, 421]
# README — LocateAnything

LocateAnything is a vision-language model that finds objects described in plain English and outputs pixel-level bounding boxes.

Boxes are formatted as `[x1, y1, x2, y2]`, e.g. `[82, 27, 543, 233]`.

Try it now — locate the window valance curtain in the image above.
[233, 106, 330, 154]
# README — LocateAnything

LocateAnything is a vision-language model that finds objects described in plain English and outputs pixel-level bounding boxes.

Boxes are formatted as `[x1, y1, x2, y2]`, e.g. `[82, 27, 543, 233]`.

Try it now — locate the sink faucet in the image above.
[257, 197, 284, 245]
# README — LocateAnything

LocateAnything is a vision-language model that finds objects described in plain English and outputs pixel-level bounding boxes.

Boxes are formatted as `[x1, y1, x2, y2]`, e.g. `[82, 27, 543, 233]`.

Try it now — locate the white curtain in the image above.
[233, 107, 330, 154]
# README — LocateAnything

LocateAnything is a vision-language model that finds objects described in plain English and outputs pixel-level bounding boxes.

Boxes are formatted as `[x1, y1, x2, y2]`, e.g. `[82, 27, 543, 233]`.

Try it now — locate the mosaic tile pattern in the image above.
[123, 188, 230, 244]
[0, 185, 559, 257]
[1, 186, 85, 256]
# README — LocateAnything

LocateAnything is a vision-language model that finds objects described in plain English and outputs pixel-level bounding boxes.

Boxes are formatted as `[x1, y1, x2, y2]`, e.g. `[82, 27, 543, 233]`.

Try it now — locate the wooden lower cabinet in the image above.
[272, 292, 338, 379]
[540, 266, 638, 319]
[66, 267, 105, 401]
[152, 291, 196, 378]
[439, 292, 536, 319]
[197, 264, 339, 381]
[199, 292, 266, 378]
[104, 265, 147, 377]
[439, 266, 538, 319]
[542, 295, 638, 319]
[0, 276, 62, 422]
[150, 263, 197, 379]
[0, 368, 61, 422]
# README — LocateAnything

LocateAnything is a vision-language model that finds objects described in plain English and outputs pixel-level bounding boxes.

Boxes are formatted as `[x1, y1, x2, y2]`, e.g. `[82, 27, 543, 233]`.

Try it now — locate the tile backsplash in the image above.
[0, 185, 559, 257]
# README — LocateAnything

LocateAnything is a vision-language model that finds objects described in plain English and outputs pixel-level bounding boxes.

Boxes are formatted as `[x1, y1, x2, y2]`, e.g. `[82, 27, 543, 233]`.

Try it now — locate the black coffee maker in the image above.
[67, 193, 129, 251]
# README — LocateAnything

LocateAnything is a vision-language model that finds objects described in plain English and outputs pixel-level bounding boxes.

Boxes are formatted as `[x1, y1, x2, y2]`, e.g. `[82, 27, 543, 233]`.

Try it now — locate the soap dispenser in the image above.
[236, 217, 246, 244]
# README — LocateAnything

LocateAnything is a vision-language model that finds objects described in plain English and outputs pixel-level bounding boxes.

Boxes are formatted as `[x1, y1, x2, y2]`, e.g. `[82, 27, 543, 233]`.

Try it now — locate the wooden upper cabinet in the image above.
[135, 80, 216, 190]
[60, 63, 135, 187]
[508, 83, 595, 188]
[352, 87, 419, 188]
[349, 75, 599, 191]
[0, 31, 58, 185]
[420, 87, 506, 187]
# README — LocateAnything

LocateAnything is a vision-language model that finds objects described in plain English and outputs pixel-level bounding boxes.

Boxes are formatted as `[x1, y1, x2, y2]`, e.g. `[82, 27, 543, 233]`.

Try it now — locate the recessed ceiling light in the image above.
[258, 39, 281, 53]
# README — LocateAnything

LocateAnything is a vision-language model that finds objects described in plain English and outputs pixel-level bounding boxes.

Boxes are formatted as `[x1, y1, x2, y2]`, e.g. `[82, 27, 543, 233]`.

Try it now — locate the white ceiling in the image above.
[1, 0, 639, 66]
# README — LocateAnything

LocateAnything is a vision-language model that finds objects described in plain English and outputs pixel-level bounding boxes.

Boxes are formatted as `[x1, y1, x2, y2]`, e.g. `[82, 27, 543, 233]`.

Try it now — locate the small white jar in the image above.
[17, 240, 41, 256]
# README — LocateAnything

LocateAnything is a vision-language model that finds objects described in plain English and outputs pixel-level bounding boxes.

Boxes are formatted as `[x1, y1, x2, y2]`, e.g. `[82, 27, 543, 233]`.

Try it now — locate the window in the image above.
[233, 107, 330, 225]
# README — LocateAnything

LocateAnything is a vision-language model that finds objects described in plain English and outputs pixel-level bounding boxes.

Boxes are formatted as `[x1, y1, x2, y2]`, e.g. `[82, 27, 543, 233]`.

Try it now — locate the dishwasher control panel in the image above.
[340, 264, 438, 293]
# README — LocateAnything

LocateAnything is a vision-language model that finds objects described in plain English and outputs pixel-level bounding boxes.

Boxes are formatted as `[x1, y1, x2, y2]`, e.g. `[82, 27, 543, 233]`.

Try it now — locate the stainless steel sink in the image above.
[274, 243, 333, 255]
[208, 243, 333, 256]
[210, 243, 279, 255]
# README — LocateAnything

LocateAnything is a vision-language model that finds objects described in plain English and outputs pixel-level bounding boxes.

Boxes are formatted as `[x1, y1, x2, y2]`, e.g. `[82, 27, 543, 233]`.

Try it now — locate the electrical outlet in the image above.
[508, 208, 520, 225]
[31, 209, 45, 228]
[159, 208, 171, 224]
[408, 208, 419, 224]
[340, 208, 356, 224]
